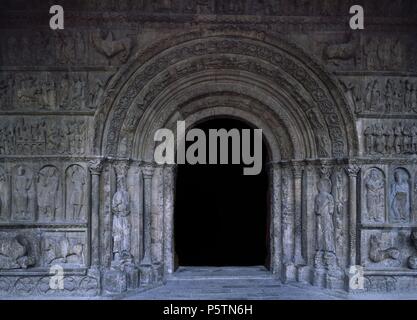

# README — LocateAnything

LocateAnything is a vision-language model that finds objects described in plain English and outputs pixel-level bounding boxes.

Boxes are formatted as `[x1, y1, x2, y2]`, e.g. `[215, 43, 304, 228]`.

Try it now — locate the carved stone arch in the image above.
[94, 29, 358, 160]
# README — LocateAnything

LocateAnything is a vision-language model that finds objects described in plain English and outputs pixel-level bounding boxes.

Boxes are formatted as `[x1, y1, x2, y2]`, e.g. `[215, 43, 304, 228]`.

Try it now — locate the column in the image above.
[163, 164, 176, 275]
[140, 164, 155, 284]
[88, 159, 103, 268]
[292, 162, 305, 266]
[345, 164, 360, 267]
[268, 163, 282, 277]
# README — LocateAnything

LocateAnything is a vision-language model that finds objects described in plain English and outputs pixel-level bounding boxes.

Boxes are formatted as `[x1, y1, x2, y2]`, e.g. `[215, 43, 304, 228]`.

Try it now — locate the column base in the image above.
[296, 265, 312, 283]
[139, 264, 154, 286]
[282, 263, 297, 283]
[102, 269, 127, 295]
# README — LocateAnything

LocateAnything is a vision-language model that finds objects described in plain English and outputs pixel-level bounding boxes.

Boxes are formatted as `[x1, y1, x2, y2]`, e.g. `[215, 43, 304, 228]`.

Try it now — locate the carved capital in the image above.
[114, 160, 130, 179]
[318, 164, 332, 179]
[142, 164, 155, 179]
[345, 164, 360, 178]
[291, 162, 304, 179]
[88, 159, 104, 175]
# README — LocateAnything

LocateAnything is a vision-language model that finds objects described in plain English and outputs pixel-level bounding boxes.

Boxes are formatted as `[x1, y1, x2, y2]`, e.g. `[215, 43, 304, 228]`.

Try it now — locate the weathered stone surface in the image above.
[0, 0, 417, 298]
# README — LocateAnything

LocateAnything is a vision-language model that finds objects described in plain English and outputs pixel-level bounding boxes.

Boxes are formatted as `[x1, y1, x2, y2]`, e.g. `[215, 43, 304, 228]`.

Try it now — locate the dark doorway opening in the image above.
[174, 118, 270, 267]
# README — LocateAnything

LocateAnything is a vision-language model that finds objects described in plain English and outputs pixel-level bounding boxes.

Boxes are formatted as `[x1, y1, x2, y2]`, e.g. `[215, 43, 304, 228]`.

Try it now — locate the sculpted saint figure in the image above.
[69, 166, 86, 220]
[365, 169, 385, 222]
[390, 170, 410, 222]
[13, 166, 32, 219]
[111, 174, 131, 263]
[315, 178, 336, 254]
[37, 167, 59, 220]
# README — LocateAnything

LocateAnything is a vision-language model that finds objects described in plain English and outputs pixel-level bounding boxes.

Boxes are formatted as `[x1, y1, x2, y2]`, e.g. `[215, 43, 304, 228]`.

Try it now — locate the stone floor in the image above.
[124, 266, 344, 300]
[123, 266, 417, 300]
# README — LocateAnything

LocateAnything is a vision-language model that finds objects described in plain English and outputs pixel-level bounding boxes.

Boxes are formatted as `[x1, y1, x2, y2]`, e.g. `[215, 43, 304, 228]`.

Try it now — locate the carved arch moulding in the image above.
[93, 29, 358, 161]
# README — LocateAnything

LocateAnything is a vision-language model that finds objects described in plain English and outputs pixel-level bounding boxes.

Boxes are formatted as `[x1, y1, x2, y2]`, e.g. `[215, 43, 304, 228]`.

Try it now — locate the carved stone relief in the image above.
[341, 77, 417, 116]
[360, 120, 417, 156]
[65, 165, 87, 222]
[12, 165, 36, 221]
[92, 31, 133, 65]
[408, 229, 417, 269]
[0, 167, 9, 221]
[37, 166, 61, 222]
[111, 162, 132, 267]
[322, 33, 360, 67]
[364, 37, 405, 70]
[389, 168, 411, 223]
[369, 234, 400, 263]
[41, 232, 85, 267]
[0, 117, 89, 155]
[363, 168, 386, 223]
[361, 230, 414, 269]
[0, 72, 111, 112]
[0, 234, 36, 269]
[314, 175, 337, 268]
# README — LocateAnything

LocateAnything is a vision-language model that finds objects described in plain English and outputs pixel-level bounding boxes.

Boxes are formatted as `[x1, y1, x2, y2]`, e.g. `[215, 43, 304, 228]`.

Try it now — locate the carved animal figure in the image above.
[369, 235, 400, 263]
[92, 31, 132, 63]
[0, 235, 34, 269]
[323, 34, 359, 66]
[43, 237, 84, 265]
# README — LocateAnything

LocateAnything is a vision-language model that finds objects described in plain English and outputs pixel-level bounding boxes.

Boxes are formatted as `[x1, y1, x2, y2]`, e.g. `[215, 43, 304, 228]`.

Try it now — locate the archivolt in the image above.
[94, 28, 358, 161]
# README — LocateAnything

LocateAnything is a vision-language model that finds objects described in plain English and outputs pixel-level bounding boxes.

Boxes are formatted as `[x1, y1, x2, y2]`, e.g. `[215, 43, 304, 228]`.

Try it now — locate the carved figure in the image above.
[111, 170, 131, 263]
[37, 166, 59, 221]
[68, 166, 86, 220]
[369, 235, 400, 263]
[42, 236, 84, 265]
[0, 235, 35, 269]
[390, 170, 410, 222]
[315, 178, 336, 254]
[365, 169, 385, 222]
[92, 31, 132, 64]
[13, 166, 32, 220]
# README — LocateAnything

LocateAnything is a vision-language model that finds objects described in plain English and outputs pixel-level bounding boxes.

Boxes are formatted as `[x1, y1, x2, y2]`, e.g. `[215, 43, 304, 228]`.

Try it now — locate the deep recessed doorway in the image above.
[174, 118, 270, 268]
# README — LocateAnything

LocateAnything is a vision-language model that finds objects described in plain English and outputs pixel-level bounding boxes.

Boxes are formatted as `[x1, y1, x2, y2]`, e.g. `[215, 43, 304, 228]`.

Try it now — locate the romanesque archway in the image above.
[94, 28, 359, 289]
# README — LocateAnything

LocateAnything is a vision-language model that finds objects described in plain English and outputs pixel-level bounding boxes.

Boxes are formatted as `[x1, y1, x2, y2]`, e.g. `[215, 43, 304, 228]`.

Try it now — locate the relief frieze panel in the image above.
[0, 116, 90, 156]
[358, 119, 417, 157]
[341, 77, 417, 116]
[0, 72, 113, 112]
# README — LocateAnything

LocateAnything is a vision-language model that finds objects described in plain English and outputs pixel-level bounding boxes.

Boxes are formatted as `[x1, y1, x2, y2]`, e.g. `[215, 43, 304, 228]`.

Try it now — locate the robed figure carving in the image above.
[111, 165, 131, 265]
[315, 177, 336, 254]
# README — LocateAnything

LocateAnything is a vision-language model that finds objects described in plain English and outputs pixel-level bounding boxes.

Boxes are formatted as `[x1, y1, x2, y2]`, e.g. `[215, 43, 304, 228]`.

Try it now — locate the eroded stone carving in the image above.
[37, 166, 60, 221]
[0, 118, 87, 155]
[0, 167, 8, 221]
[42, 234, 85, 266]
[111, 162, 132, 265]
[322, 33, 359, 67]
[369, 235, 400, 263]
[334, 169, 345, 251]
[348, 79, 417, 115]
[0, 234, 36, 270]
[92, 31, 132, 65]
[363, 122, 417, 156]
[390, 168, 411, 223]
[12, 166, 35, 221]
[364, 37, 404, 70]
[59, 73, 87, 110]
[66, 165, 87, 221]
[314, 176, 339, 273]
[364, 168, 385, 223]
